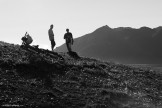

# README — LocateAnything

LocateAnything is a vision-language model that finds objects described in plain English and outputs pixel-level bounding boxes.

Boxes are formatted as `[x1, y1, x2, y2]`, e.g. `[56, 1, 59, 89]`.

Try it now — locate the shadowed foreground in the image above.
[0, 41, 162, 108]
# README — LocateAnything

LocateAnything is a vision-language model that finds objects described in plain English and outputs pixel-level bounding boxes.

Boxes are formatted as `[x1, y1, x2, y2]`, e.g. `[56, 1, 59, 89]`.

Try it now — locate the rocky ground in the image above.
[0, 41, 162, 108]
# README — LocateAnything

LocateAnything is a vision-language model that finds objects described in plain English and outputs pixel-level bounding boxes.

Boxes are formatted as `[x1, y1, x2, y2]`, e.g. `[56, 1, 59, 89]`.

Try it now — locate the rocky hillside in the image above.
[0, 41, 162, 108]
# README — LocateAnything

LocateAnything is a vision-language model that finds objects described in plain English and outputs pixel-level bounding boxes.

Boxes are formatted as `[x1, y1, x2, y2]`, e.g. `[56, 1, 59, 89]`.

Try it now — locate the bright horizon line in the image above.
[1, 24, 162, 49]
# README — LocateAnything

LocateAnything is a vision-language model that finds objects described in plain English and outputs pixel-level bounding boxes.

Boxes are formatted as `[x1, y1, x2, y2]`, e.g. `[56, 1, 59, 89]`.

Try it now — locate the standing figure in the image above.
[64, 28, 74, 52]
[48, 24, 56, 51]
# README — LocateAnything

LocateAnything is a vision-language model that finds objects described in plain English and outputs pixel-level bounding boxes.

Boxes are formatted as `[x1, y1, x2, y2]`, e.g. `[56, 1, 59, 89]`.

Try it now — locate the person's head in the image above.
[50, 24, 53, 29]
[66, 28, 69, 33]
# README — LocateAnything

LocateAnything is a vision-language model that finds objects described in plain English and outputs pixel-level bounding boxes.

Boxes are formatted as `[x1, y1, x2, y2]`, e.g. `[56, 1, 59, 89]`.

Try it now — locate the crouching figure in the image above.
[21, 32, 33, 46]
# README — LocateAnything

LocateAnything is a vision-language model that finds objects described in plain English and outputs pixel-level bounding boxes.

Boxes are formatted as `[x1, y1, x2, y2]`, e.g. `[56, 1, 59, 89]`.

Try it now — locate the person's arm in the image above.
[51, 30, 54, 36]
[25, 32, 27, 36]
[48, 29, 54, 36]
[49, 30, 54, 36]
[64, 34, 66, 39]
[71, 33, 74, 44]
[24, 32, 28, 38]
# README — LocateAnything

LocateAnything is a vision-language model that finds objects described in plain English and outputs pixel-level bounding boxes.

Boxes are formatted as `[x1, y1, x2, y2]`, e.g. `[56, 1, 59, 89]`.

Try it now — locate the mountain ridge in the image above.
[55, 25, 162, 64]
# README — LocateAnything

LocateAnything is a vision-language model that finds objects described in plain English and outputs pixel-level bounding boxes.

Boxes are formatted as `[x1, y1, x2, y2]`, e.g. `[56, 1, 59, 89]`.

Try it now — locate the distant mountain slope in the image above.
[55, 25, 162, 64]
[1, 41, 162, 107]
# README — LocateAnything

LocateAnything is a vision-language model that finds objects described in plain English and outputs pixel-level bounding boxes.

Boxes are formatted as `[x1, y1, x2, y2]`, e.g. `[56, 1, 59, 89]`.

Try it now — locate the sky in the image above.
[0, 0, 162, 49]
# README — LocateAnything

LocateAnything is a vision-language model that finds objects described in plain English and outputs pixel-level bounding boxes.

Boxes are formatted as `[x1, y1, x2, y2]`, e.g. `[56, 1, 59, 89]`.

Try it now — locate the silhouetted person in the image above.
[21, 32, 33, 46]
[64, 28, 74, 52]
[48, 24, 55, 51]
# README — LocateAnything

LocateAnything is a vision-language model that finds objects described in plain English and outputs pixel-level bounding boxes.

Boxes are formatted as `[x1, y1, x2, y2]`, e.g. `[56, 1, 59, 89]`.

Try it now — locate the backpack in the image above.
[26, 35, 33, 45]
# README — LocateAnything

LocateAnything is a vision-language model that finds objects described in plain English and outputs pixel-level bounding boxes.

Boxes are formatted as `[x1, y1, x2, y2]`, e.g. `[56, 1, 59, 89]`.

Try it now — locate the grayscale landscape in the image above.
[0, 0, 162, 108]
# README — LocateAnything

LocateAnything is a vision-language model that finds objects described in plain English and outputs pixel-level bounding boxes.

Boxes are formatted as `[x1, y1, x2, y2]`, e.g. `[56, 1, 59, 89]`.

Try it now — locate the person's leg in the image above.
[53, 40, 56, 50]
[22, 37, 28, 46]
[69, 43, 72, 52]
[66, 42, 72, 52]
[66, 42, 69, 52]
[51, 40, 56, 51]
[50, 40, 53, 51]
